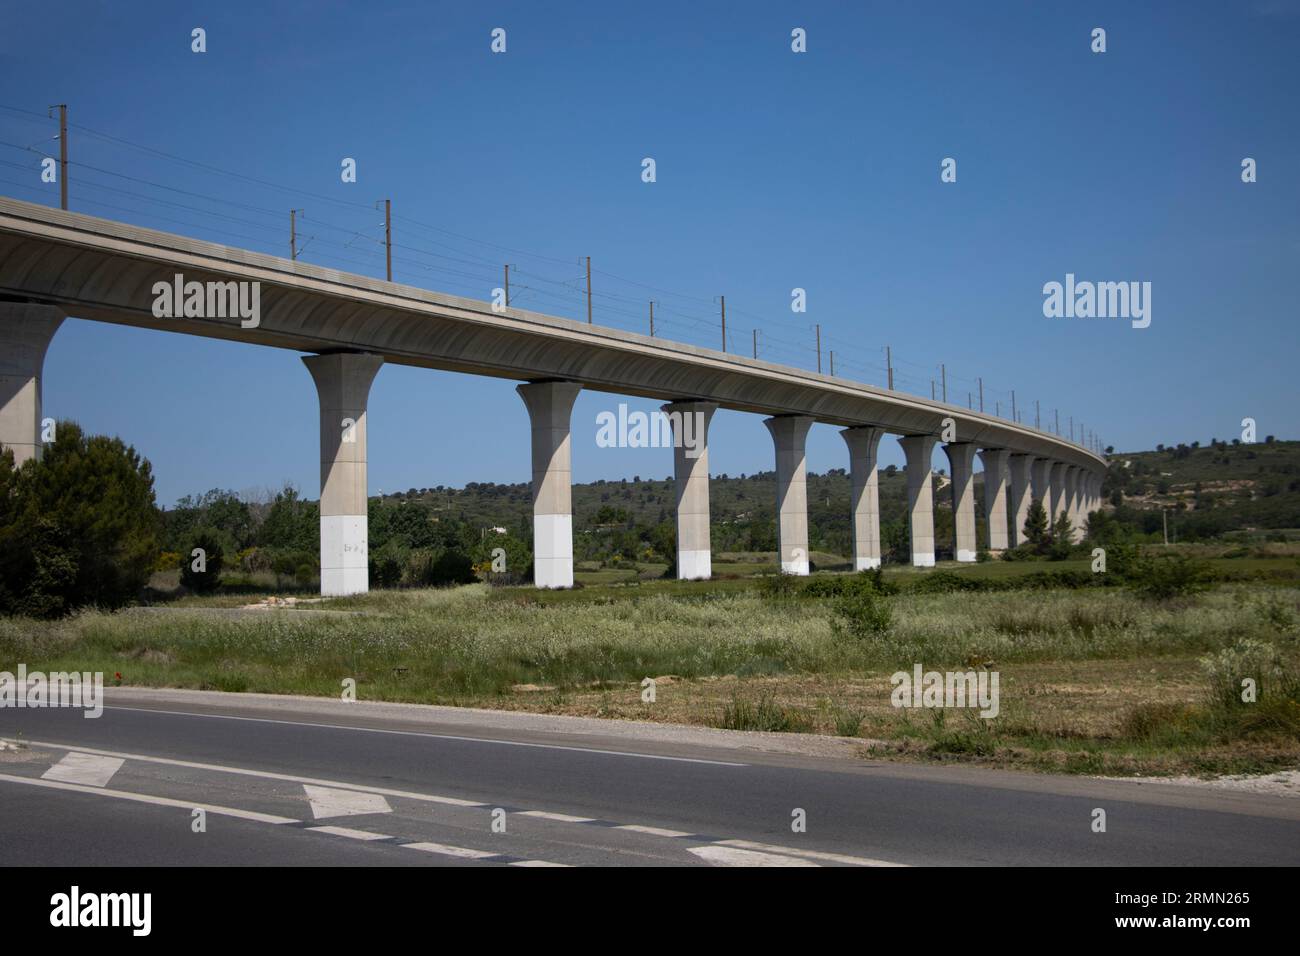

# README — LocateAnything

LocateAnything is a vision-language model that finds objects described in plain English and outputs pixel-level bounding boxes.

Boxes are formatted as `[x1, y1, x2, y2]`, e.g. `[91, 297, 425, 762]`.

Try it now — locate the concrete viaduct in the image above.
[0, 197, 1107, 594]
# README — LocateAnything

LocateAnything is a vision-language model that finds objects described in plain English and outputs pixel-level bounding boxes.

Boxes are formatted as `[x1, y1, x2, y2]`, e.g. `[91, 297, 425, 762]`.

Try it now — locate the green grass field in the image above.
[3, 548, 1298, 778]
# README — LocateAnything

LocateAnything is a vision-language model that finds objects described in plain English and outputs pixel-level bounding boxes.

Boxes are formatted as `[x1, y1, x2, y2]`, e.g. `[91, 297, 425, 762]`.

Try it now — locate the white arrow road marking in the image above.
[715, 839, 909, 867]
[41, 752, 124, 788]
[0, 772, 297, 824]
[306, 826, 391, 841]
[517, 810, 595, 823]
[303, 784, 391, 819]
[402, 841, 500, 859]
[689, 845, 821, 867]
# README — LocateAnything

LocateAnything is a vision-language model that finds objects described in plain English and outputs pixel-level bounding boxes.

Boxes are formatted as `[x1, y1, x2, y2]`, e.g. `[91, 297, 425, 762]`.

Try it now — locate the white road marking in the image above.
[0, 772, 297, 824]
[715, 839, 908, 867]
[306, 826, 391, 841]
[27, 740, 488, 807]
[103, 705, 748, 766]
[615, 824, 693, 838]
[689, 845, 821, 867]
[304, 784, 391, 820]
[509, 860, 572, 867]
[41, 752, 124, 788]
[401, 841, 499, 859]
[518, 810, 595, 823]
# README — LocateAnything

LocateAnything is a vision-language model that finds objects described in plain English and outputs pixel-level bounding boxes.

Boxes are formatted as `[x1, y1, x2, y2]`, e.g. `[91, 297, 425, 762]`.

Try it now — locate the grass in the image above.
[2, 567, 1298, 778]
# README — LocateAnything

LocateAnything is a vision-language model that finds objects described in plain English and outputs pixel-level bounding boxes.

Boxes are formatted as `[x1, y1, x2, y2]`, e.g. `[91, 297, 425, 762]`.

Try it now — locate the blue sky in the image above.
[2, 1, 1296, 506]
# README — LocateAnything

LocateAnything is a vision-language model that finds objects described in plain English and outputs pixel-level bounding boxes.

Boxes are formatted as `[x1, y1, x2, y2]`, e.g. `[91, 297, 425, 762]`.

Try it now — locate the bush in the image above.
[179, 530, 225, 593]
[718, 694, 812, 733]
[0, 422, 160, 617]
[757, 571, 800, 600]
[1127, 553, 1212, 601]
[832, 585, 892, 638]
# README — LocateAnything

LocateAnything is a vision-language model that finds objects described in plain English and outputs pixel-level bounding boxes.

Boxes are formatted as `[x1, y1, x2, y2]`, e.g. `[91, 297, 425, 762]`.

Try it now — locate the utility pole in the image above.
[968, 392, 972, 409]
[752, 328, 757, 359]
[978, 376, 984, 412]
[829, 350, 835, 376]
[1011, 390, 1017, 422]
[1162, 508, 1168, 546]
[586, 256, 592, 324]
[996, 401, 1000, 417]
[931, 380, 935, 401]
[53, 104, 68, 210]
[1070, 416, 1074, 441]
[720, 295, 726, 351]
[503, 264, 510, 307]
[1055, 409, 1060, 435]
[941, 364, 947, 403]
[290, 209, 300, 260]
[649, 300, 654, 337]
[1035, 400, 1041, 429]
[886, 347, 893, 390]
[815, 324, 822, 373]
[383, 199, 392, 281]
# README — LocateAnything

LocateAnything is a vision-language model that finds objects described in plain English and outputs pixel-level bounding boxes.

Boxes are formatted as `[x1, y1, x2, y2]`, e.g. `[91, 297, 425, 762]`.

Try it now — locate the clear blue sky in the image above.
[2, 1, 1296, 506]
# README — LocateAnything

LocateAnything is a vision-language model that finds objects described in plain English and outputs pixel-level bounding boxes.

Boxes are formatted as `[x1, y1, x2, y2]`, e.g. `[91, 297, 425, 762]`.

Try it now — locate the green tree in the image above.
[1022, 499, 1049, 552]
[0, 422, 160, 616]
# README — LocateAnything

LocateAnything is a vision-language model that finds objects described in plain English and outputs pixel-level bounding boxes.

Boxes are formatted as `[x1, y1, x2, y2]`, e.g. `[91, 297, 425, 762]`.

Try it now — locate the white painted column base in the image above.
[912, 553, 936, 568]
[677, 549, 712, 580]
[320, 515, 368, 596]
[956, 549, 978, 563]
[533, 514, 573, 589]
[781, 559, 810, 576]
[854, 557, 882, 571]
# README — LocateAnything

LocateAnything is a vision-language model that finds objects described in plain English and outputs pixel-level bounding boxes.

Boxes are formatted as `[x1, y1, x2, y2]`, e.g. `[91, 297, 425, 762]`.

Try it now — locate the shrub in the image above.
[832, 585, 892, 638]
[1127, 553, 1212, 601]
[757, 571, 800, 600]
[0, 422, 160, 617]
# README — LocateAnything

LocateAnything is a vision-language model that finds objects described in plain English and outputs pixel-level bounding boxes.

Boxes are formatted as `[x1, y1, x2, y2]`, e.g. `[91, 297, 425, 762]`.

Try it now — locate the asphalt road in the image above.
[2, 690, 1297, 867]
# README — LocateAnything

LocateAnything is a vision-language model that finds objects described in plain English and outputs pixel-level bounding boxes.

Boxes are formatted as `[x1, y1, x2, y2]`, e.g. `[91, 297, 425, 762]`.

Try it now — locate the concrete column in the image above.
[979, 448, 1010, 551]
[944, 442, 978, 562]
[517, 381, 583, 589]
[1063, 466, 1080, 541]
[1049, 461, 1069, 523]
[840, 426, 885, 570]
[303, 352, 384, 597]
[1007, 454, 1034, 547]
[662, 401, 717, 580]
[764, 415, 814, 575]
[1031, 458, 1054, 521]
[0, 304, 65, 467]
[899, 435, 938, 567]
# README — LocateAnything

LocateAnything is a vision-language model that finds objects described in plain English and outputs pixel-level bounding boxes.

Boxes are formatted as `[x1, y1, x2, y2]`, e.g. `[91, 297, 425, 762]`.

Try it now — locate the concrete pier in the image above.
[944, 442, 978, 562]
[841, 426, 885, 570]
[663, 401, 717, 580]
[1031, 458, 1054, 522]
[764, 415, 815, 575]
[978, 448, 1010, 551]
[1008, 454, 1035, 547]
[517, 381, 583, 589]
[0, 304, 64, 467]
[303, 352, 384, 596]
[1049, 461, 1069, 525]
[899, 434, 938, 567]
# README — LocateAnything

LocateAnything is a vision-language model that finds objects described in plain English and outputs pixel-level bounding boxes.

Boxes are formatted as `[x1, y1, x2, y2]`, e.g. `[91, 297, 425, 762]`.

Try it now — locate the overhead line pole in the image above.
[941, 363, 947, 403]
[886, 347, 893, 390]
[978, 377, 983, 413]
[54, 104, 67, 210]
[586, 256, 592, 324]
[815, 324, 821, 373]
[649, 300, 654, 337]
[504, 264, 510, 307]
[720, 295, 726, 352]
[290, 209, 299, 260]
[384, 199, 392, 281]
